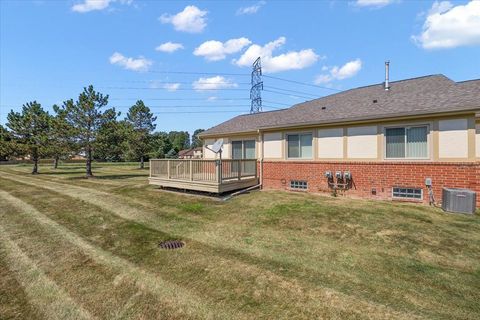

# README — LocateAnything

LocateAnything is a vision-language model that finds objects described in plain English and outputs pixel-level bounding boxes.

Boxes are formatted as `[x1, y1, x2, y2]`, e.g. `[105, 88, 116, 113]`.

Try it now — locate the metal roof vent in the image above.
[373, 99, 378, 103]
[384, 61, 390, 91]
[321, 106, 326, 110]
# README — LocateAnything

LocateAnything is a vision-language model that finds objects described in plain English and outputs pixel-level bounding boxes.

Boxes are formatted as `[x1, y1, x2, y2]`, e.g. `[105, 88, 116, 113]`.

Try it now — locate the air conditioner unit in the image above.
[442, 188, 477, 214]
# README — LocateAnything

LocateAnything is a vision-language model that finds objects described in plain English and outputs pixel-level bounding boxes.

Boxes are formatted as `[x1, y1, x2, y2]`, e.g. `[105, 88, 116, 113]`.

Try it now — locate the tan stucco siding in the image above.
[347, 126, 378, 159]
[203, 139, 216, 159]
[263, 132, 283, 159]
[317, 128, 343, 159]
[438, 118, 469, 158]
[204, 113, 477, 162]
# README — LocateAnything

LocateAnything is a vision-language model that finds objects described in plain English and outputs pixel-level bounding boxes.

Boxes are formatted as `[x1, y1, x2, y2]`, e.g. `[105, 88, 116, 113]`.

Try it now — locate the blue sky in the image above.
[1, 0, 479, 134]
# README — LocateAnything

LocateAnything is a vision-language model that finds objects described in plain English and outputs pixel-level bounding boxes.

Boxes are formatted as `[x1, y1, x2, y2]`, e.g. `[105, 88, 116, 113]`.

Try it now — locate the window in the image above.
[290, 180, 308, 190]
[392, 187, 423, 200]
[287, 133, 312, 158]
[232, 140, 256, 159]
[385, 126, 428, 159]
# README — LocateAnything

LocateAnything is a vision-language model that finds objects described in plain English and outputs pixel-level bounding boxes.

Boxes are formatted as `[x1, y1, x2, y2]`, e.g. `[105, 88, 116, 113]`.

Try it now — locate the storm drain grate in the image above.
[159, 240, 185, 250]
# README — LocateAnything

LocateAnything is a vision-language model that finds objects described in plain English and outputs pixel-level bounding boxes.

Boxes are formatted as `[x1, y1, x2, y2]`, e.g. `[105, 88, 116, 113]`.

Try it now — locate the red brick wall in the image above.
[260, 161, 480, 206]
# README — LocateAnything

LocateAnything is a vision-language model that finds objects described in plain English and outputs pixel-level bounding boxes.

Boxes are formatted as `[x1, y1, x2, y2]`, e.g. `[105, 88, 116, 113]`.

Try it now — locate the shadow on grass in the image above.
[67, 174, 148, 180]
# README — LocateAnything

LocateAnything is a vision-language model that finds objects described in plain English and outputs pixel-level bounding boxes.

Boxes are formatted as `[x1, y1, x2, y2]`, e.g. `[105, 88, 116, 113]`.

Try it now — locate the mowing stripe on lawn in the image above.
[0, 225, 95, 320]
[0, 173, 419, 319]
[0, 189, 239, 320]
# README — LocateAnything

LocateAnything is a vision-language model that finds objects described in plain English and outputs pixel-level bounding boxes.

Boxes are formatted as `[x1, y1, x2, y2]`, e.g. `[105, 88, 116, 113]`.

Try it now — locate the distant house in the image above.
[178, 147, 203, 159]
[200, 74, 480, 205]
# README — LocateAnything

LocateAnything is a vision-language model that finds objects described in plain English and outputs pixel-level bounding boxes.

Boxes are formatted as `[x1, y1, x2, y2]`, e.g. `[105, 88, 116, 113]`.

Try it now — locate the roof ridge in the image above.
[456, 78, 480, 84]
[236, 108, 288, 118]
[289, 74, 451, 109]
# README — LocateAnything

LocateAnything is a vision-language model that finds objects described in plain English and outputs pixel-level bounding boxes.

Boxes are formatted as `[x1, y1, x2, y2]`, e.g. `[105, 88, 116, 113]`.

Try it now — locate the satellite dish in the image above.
[210, 138, 224, 154]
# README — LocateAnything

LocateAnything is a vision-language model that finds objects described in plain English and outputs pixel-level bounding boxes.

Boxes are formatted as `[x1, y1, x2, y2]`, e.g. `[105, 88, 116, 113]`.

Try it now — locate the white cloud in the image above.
[233, 37, 320, 73]
[71, 0, 132, 13]
[412, 1, 480, 49]
[155, 42, 184, 53]
[109, 52, 152, 72]
[163, 83, 181, 91]
[192, 76, 238, 91]
[236, 1, 266, 15]
[194, 37, 252, 61]
[159, 5, 207, 33]
[315, 59, 362, 84]
[355, 0, 394, 8]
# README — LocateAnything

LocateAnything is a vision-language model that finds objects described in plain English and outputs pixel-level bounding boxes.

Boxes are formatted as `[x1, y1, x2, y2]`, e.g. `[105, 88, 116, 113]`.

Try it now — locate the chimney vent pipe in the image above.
[384, 61, 390, 91]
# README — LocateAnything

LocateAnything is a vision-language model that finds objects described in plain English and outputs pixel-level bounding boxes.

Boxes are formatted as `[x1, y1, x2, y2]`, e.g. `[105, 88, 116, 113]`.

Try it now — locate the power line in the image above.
[109, 98, 251, 101]
[264, 86, 320, 98]
[113, 104, 253, 108]
[262, 100, 291, 106]
[264, 74, 341, 92]
[103, 80, 252, 85]
[145, 70, 249, 76]
[98, 86, 248, 91]
[263, 89, 315, 100]
[152, 110, 246, 114]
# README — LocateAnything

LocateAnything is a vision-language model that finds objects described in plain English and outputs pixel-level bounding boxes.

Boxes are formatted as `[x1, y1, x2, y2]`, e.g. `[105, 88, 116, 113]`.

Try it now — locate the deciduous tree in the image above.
[148, 131, 172, 159]
[168, 131, 190, 152]
[191, 128, 205, 148]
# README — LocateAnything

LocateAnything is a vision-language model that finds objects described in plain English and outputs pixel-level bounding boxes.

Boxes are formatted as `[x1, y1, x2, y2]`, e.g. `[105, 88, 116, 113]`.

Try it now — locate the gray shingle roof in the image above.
[201, 75, 480, 137]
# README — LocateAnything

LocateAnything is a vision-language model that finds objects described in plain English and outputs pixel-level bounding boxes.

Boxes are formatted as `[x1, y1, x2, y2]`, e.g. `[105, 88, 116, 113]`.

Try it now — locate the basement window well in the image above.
[392, 187, 423, 200]
[290, 180, 308, 190]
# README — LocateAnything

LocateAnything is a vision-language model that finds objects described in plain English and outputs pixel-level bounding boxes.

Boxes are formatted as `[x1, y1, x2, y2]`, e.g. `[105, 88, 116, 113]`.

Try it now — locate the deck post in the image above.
[189, 160, 193, 181]
[216, 160, 222, 184]
[167, 160, 170, 179]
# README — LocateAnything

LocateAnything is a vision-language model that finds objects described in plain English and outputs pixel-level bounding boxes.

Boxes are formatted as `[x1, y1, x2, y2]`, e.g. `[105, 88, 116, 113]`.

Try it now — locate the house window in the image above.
[232, 140, 256, 159]
[290, 180, 308, 190]
[385, 126, 428, 159]
[392, 187, 423, 200]
[287, 133, 312, 159]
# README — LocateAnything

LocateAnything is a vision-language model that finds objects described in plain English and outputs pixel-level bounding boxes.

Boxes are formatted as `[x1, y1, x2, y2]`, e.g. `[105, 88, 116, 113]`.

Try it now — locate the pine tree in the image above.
[50, 105, 75, 169]
[125, 100, 157, 169]
[57, 85, 116, 177]
[6, 101, 51, 174]
[0, 125, 14, 161]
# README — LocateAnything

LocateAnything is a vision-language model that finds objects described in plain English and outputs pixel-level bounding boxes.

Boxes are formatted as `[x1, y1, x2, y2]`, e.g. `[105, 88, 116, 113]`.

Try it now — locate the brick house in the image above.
[178, 147, 203, 159]
[199, 74, 480, 206]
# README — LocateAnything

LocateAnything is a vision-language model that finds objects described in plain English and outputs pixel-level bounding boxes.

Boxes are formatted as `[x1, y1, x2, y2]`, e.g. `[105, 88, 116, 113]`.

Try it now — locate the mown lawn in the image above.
[0, 163, 479, 319]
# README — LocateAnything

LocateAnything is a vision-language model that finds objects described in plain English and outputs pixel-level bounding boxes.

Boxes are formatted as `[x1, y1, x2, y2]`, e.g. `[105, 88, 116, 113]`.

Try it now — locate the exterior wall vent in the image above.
[442, 188, 476, 214]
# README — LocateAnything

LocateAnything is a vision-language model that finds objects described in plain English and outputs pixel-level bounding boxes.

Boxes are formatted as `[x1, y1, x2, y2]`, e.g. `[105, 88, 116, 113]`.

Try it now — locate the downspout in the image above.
[258, 129, 264, 189]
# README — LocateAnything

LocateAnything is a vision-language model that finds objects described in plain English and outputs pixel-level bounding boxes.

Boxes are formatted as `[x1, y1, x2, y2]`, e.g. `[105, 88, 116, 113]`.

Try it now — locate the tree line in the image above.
[0, 85, 205, 176]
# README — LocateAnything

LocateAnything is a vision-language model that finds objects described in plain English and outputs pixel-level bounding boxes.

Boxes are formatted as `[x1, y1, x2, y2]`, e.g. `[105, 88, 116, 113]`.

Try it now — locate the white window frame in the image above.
[231, 139, 256, 159]
[286, 132, 313, 160]
[384, 124, 430, 160]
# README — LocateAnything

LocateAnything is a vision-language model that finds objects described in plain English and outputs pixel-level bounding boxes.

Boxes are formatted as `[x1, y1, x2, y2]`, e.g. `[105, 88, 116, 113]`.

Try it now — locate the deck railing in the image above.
[150, 159, 257, 184]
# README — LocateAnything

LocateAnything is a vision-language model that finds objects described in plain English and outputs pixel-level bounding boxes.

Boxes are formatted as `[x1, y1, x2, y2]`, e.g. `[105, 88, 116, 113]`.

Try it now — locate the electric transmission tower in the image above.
[250, 57, 263, 114]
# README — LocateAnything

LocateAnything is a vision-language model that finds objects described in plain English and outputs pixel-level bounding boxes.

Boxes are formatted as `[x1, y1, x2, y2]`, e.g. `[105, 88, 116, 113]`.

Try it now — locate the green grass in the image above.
[0, 164, 479, 319]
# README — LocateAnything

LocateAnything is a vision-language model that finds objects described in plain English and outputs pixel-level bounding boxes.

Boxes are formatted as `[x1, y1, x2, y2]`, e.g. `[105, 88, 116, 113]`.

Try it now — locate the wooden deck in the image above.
[149, 159, 259, 193]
